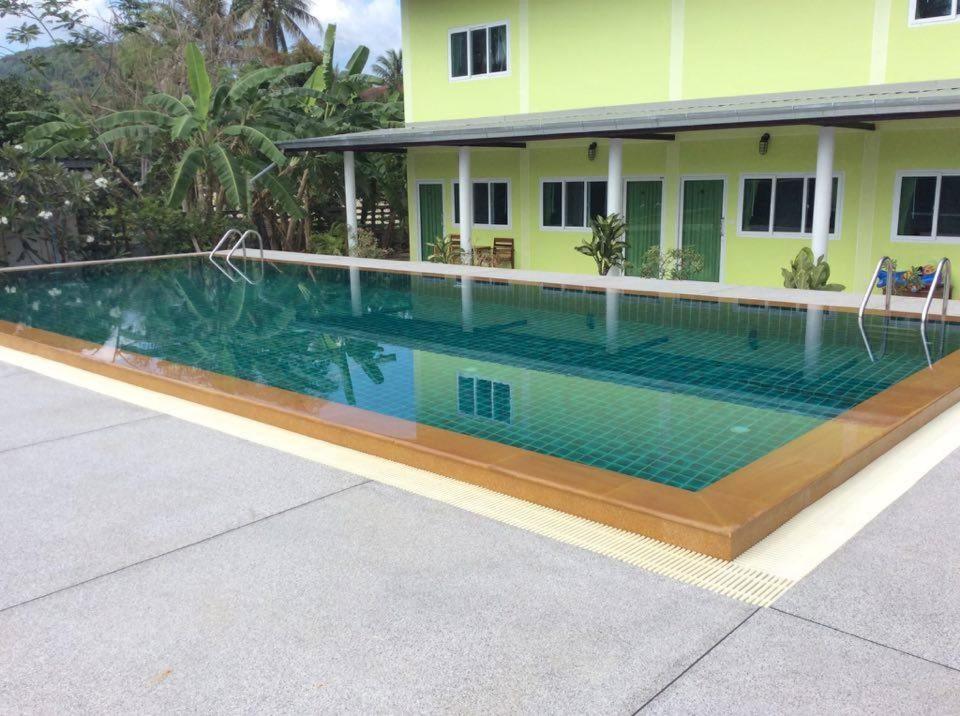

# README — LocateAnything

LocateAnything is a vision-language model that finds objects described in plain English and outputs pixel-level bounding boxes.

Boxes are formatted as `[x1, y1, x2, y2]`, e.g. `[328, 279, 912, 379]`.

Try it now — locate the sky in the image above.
[0, 0, 402, 69]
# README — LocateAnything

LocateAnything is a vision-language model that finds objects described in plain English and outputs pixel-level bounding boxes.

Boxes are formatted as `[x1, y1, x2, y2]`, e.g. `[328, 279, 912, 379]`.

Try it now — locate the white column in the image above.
[344, 150, 358, 254]
[461, 275, 474, 332]
[606, 139, 624, 218]
[804, 306, 824, 381]
[605, 288, 620, 353]
[811, 127, 835, 261]
[349, 266, 362, 317]
[458, 147, 473, 261]
[606, 138, 625, 277]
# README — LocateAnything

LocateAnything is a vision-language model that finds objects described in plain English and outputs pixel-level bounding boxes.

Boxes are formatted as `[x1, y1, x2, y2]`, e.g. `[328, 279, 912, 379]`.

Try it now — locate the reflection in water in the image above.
[1, 257, 955, 491]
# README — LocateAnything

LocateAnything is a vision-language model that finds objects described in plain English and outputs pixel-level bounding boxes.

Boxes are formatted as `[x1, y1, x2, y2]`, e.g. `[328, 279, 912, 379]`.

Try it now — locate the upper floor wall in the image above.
[401, 0, 960, 122]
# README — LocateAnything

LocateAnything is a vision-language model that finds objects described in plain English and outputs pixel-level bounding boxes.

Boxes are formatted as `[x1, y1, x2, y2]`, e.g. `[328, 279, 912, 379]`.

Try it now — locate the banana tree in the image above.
[96, 42, 309, 219]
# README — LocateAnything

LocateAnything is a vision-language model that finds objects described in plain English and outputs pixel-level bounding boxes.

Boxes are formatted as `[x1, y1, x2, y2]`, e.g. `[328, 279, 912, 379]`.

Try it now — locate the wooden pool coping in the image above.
[3, 254, 960, 559]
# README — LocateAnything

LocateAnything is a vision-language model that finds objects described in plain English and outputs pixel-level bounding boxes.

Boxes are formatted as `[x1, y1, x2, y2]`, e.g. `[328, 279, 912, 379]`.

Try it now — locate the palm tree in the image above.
[230, 0, 319, 53]
[372, 49, 402, 93]
[96, 43, 310, 218]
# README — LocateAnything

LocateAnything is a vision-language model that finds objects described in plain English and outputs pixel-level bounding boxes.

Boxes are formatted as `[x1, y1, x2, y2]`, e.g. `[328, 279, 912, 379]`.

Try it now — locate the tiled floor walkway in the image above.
[1, 362, 958, 714]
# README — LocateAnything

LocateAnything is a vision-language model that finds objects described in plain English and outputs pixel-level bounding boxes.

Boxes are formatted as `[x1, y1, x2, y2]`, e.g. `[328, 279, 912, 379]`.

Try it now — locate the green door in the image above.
[680, 179, 725, 282]
[624, 180, 663, 275]
[418, 183, 444, 259]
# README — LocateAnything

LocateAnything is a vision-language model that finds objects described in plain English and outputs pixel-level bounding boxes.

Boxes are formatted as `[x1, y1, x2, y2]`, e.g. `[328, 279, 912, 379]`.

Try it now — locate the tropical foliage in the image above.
[372, 49, 402, 93]
[637, 247, 706, 281]
[781, 247, 845, 291]
[575, 213, 629, 275]
[0, 0, 407, 266]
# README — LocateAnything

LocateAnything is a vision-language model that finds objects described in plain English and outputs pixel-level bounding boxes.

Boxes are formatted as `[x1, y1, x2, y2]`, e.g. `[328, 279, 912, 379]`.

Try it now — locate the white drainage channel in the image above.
[3, 345, 958, 608]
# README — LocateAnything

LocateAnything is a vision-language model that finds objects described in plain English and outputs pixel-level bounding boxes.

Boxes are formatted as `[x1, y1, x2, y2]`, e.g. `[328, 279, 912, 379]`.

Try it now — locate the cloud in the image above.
[1, 0, 401, 74]
[306, 0, 401, 68]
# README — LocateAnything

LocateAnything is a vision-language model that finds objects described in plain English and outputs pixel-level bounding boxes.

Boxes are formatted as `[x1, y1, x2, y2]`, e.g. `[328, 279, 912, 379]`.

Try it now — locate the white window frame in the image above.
[451, 178, 512, 229]
[891, 170, 960, 243]
[539, 177, 609, 232]
[448, 21, 510, 81]
[457, 373, 512, 423]
[909, 0, 960, 26]
[736, 172, 844, 240]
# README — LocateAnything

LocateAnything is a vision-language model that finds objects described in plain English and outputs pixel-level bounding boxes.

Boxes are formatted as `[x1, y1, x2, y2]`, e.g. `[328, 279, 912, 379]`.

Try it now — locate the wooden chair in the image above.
[493, 237, 515, 268]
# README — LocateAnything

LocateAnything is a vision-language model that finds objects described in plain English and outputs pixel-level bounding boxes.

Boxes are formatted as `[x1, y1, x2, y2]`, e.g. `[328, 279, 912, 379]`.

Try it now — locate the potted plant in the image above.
[781, 248, 845, 291]
[574, 213, 629, 275]
[426, 234, 463, 264]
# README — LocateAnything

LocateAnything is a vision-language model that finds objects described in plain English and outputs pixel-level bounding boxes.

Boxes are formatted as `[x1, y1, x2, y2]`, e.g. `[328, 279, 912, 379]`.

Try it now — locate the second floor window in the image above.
[740, 175, 840, 237]
[913, 0, 958, 22]
[453, 181, 510, 227]
[450, 23, 508, 79]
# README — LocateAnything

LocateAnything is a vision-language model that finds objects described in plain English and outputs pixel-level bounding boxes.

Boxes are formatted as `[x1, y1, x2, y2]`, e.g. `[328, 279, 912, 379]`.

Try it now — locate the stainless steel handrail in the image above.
[857, 256, 895, 363]
[920, 257, 951, 368]
[209, 228, 241, 259]
[225, 230, 264, 285]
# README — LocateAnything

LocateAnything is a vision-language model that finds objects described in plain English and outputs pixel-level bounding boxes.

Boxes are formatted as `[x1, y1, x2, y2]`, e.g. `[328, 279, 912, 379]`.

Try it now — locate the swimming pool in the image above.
[2, 255, 958, 556]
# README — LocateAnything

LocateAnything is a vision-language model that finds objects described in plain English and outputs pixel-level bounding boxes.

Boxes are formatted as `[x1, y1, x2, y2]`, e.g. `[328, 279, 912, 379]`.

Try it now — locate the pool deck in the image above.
[1, 359, 958, 713]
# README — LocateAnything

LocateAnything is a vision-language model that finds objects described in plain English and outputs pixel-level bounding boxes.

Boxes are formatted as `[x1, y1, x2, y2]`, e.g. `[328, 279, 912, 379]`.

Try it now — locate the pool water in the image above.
[1, 257, 955, 491]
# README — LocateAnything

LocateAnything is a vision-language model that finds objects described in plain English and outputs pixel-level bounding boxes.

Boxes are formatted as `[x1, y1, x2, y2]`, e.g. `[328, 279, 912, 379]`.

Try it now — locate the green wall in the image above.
[403, 0, 960, 122]
[408, 120, 960, 291]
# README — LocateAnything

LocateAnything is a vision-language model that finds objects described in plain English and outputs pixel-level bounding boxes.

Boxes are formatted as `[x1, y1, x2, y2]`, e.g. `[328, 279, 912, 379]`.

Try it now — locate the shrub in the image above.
[426, 234, 463, 264]
[781, 247, 845, 291]
[636, 247, 706, 281]
[574, 213, 629, 275]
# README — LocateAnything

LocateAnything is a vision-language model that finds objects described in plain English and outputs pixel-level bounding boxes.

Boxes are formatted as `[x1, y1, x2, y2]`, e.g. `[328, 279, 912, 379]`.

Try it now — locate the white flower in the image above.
[94, 177, 109, 189]
[3, 286, 16, 294]
[84, 195, 91, 203]
[47, 287, 61, 297]
[133, 181, 141, 187]
[17, 195, 26, 204]
[13, 144, 23, 151]
[0, 172, 8, 181]
[30, 301, 39, 311]
[63, 200, 71, 207]
[37, 210, 53, 220]
[86, 235, 95, 244]
[109, 307, 122, 318]
[0, 216, 8, 226]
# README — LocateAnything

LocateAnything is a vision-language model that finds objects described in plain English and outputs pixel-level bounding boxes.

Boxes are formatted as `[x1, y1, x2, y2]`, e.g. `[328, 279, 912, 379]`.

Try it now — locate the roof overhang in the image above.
[279, 78, 960, 153]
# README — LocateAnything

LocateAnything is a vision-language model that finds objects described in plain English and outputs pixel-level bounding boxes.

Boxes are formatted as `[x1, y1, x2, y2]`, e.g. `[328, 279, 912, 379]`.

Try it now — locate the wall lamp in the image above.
[587, 142, 598, 161]
[759, 133, 771, 156]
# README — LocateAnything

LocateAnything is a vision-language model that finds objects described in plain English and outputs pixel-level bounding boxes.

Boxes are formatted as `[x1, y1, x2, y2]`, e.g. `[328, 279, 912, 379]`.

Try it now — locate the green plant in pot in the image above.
[781, 247, 845, 291]
[427, 234, 463, 264]
[575, 213, 629, 275]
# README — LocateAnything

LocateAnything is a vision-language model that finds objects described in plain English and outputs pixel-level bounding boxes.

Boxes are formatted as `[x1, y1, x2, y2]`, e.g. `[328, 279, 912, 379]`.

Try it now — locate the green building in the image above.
[283, 0, 960, 291]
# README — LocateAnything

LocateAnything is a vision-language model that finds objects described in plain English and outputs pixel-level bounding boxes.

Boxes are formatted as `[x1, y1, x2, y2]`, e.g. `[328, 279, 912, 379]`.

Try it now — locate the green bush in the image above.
[781, 247, 845, 291]
[574, 213, 629, 275]
[636, 247, 706, 281]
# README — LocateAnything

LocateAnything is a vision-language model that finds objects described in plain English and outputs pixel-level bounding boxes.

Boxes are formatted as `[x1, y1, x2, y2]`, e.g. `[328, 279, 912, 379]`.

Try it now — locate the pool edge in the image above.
[3, 318, 959, 560]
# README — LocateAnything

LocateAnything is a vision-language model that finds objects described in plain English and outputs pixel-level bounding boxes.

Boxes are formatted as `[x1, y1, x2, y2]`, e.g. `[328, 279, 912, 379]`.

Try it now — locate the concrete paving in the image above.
[0, 415, 367, 609]
[0, 370, 154, 452]
[642, 609, 960, 715]
[1, 365, 959, 714]
[774, 451, 960, 671]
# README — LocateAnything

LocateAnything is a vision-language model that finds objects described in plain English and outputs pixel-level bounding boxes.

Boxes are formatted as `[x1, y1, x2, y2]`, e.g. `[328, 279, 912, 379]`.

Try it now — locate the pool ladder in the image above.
[857, 255, 951, 367]
[209, 229, 264, 284]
